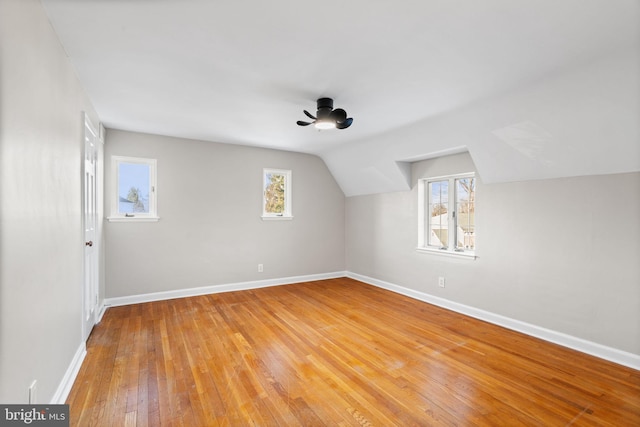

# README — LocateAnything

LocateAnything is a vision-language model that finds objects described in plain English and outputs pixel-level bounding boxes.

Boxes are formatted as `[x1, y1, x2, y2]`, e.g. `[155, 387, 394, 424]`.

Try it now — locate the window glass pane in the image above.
[118, 162, 150, 214]
[264, 172, 286, 214]
[428, 180, 448, 247]
[455, 177, 475, 250]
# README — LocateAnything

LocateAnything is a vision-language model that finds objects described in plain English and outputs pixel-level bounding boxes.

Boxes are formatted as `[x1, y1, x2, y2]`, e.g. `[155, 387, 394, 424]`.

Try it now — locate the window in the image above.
[108, 156, 158, 222]
[418, 173, 475, 258]
[262, 168, 292, 220]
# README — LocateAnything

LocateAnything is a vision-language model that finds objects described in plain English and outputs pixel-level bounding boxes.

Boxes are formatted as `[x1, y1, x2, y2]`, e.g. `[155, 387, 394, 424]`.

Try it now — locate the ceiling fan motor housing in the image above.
[317, 98, 334, 110]
[316, 98, 334, 120]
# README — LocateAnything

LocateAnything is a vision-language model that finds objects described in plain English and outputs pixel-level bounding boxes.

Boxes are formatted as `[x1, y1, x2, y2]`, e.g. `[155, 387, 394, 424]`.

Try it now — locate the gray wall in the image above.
[104, 130, 345, 298]
[346, 152, 640, 355]
[0, 0, 101, 403]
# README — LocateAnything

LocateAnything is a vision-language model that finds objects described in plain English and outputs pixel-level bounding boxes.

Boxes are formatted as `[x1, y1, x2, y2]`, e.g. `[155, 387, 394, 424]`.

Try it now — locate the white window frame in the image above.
[108, 156, 159, 222]
[262, 168, 292, 220]
[417, 172, 476, 259]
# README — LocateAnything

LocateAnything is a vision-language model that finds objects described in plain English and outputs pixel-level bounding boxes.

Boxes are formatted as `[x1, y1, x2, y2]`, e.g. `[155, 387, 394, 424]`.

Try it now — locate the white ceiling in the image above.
[41, 0, 639, 196]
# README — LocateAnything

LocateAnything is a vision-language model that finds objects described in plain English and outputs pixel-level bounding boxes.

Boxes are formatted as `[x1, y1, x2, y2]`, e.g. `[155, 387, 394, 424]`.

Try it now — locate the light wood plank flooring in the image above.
[67, 278, 640, 426]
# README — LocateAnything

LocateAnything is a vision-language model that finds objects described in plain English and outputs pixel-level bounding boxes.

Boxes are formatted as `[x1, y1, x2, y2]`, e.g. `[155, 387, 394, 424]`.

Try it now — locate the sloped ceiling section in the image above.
[40, 0, 640, 197]
[326, 47, 640, 196]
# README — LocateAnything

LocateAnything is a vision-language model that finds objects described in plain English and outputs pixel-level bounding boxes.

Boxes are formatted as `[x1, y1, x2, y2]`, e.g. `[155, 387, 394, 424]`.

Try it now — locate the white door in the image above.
[83, 113, 99, 341]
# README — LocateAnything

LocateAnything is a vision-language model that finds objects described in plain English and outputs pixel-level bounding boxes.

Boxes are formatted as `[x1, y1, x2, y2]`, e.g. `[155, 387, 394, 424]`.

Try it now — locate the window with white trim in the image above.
[108, 156, 158, 222]
[262, 168, 292, 220]
[418, 173, 475, 257]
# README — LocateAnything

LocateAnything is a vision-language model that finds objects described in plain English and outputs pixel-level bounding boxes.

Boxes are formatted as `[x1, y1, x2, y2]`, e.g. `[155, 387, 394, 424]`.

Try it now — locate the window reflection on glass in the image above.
[118, 162, 150, 214]
[428, 180, 448, 248]
[455, 177, 475, 250]
[264, 172, 286, 215]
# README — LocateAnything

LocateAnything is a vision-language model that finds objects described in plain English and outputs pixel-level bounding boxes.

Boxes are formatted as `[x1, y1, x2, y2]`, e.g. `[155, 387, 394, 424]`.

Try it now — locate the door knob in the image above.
[85, 241, 93, 247]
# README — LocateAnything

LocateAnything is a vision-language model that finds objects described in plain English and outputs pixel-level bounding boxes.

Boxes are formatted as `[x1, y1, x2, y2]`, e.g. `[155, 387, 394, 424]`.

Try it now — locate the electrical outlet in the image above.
[258, 264, 263, 273]
[29, 380, 37, 404]
[438, 277, 445, 288]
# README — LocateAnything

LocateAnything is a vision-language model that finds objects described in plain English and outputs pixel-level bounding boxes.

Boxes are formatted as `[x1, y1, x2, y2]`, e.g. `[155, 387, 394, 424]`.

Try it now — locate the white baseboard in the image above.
[347, 272, 640, 371]
[104, 271, 347, 308]
[96, 302, 107, 324]
[51, 343, 87, 404]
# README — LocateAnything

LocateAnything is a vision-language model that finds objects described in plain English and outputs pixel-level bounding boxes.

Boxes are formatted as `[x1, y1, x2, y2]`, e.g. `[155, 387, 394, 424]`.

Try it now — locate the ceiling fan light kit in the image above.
[297, 98, 353, 130]
[315, 120, 336, 130]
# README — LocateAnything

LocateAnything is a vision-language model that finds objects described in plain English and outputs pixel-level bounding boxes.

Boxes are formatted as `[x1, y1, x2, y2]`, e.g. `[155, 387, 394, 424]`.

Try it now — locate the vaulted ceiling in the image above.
[42, 0, 639, 196]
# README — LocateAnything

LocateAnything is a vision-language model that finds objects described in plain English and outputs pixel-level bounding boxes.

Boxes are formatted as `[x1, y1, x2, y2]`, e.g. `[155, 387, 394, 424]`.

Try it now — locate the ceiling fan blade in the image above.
[331, 108, 348, 123]
[297, 120, 313, 126]
[336, 118, 353, 129]
[303, 110, 316, 120]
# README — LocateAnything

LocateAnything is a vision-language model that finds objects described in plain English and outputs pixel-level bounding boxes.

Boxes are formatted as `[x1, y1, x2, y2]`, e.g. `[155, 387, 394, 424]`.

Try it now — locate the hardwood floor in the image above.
[67, 278, 640, 426]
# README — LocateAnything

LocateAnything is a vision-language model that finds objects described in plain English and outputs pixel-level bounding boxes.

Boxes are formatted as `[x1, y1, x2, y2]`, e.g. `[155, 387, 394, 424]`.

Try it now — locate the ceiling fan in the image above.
[297, 98, 353, 130]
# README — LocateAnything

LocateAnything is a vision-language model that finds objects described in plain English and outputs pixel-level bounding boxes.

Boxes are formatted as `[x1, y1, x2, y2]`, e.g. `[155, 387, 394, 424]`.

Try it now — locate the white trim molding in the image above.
[104, 271, 347, 308]
[415, 246, 476, 259]
[51, 343, 87, 404]
[262, 168, 292, 219]
[109, 155, 158, 221]
[347, 272, 640, 371]
[417, 172, 476, 258]
[96, 302, 107, 324]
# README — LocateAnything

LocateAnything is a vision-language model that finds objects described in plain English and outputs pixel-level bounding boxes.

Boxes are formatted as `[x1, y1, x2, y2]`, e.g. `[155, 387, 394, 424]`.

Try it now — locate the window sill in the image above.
[107, 216, 160, 223]
[416, 247, 476, 260]
[261, 215, 293, 221]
